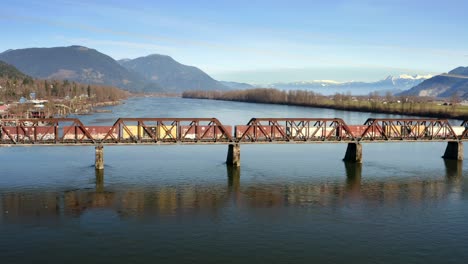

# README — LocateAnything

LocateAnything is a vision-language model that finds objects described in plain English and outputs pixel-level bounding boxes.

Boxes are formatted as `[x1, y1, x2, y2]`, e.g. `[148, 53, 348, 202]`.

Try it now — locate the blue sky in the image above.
[1, 0, 467, 83]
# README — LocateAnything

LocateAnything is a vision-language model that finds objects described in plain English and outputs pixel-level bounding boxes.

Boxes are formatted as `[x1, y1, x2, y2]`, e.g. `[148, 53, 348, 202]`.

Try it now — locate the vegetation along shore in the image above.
[182, 89, 468, 120]
[0, 61, 129, 118]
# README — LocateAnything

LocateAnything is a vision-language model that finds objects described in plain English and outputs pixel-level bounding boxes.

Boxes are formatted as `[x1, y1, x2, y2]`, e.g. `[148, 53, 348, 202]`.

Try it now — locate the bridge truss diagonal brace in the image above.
[343, 142, 362, 163]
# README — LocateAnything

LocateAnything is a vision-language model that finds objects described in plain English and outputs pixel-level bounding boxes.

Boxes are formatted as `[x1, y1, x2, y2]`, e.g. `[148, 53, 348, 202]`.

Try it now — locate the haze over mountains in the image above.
[0, 46, 228, 93]
[0, 45, 466, 98]
[266, 74, 431, 95]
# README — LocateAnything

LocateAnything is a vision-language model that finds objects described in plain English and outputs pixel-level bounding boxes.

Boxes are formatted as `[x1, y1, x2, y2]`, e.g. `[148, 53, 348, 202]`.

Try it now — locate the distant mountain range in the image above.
[0, 46, 229, 93]
[399, 67, 468, 99]
[219, 81, 254, 89]
[118, 54, 227, 92]
[266, 74, 431, 95]
[3, 45, 464, 98]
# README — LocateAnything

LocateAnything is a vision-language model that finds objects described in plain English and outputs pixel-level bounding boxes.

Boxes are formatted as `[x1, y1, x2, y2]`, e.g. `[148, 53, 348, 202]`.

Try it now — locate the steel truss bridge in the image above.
[0, 117, 467, 167]
[0, 117, 467, 144]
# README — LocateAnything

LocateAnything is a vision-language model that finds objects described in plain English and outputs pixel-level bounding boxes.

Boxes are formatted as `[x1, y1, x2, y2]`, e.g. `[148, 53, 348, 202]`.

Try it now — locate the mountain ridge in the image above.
[264, 74, 431, 95]
[118, 54, 228, 92]
[0, 45, 158, 92]
[399, 67, 468, 99]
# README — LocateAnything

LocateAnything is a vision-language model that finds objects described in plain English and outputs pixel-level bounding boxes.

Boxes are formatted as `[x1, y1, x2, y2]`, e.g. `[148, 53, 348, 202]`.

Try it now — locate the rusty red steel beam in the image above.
[360, 118, 460, 141]
[0, 118, 96, 144]
[1, 117, 467, 145]
[236, 118, 357, 142]
[461, 120, 468, 139]
[100, 118, 234, 143]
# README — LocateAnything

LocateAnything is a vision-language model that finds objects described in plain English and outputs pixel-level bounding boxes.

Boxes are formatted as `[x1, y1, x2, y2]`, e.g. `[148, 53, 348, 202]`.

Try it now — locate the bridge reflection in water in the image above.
[0, 161, 464, 224]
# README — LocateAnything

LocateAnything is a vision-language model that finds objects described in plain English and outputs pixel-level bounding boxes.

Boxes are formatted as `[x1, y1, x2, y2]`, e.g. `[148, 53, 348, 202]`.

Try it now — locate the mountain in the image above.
[118, 54, 228, 92]
[267, 74, 431, 95]
[0, 60, 31, 79]
[0, 46, 160, 92]
[399, 67, 468, 98]
[219, 81, 254, 89]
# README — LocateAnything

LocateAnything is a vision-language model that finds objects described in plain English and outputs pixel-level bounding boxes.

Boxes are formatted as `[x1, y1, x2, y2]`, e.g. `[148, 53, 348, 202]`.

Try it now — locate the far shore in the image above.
[182, 89, 468, 121]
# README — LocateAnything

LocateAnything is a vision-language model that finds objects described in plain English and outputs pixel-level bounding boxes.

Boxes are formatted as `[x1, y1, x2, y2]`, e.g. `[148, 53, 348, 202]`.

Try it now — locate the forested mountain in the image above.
[0, 60, 31, 80]
[0, 46, 160, 92]
[118, 54, 228, 92]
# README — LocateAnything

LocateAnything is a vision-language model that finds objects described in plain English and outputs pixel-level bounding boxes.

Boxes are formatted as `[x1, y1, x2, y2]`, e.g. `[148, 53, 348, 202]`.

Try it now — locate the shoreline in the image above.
[182, 93, 468, 121]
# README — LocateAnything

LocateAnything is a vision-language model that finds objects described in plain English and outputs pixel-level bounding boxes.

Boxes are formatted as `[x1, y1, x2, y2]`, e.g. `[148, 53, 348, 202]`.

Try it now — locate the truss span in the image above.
[0, 117, 467, 145]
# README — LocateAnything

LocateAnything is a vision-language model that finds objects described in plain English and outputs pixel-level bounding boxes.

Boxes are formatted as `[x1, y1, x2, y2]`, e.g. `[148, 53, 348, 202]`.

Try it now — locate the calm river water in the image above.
[1, 97, 467, 264]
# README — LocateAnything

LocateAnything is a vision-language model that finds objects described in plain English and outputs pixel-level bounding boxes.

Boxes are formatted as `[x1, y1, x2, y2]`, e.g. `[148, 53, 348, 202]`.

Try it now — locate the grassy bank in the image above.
[182, 88, 468, 120]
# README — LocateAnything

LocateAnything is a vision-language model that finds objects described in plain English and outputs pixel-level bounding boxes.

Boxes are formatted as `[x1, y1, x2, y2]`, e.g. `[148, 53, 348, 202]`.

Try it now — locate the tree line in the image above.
[182, 89, 467, 119]
[0, 78, 129, 103]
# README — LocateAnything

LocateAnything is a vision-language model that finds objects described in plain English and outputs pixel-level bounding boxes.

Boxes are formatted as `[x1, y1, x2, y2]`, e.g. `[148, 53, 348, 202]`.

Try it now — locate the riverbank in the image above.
[182, 89, 468, 120]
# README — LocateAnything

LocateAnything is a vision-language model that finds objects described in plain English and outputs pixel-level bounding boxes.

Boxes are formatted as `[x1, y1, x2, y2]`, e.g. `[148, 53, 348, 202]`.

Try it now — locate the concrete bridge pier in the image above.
[226, 144, 240, 167]
[343, 142, 362, 163]
[95, 145, 104, 170]
[442, 141, 463, 161]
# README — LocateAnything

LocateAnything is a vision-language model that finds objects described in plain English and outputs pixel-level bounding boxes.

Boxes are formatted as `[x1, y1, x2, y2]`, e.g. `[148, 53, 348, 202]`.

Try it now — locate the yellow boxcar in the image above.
[158, 125, 177, 140]
[384, 125, 401, 137]
[122, 125, 140, 139]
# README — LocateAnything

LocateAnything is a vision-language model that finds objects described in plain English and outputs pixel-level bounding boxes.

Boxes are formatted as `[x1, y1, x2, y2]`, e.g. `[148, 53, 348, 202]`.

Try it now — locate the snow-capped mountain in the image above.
[265, 74, 432, 95]
[399, 67, 468, 99]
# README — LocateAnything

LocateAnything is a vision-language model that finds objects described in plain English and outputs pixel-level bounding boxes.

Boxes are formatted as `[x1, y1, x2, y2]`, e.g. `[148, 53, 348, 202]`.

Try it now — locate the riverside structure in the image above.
[0, 117, 467, 169]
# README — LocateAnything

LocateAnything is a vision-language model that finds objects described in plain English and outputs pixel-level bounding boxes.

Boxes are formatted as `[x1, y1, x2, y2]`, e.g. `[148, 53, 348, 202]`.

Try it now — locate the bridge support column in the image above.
[443, 141, 463, 161]
[226, 144, 240, 167]
[95, 145, 104, 170]
[343, 143, 362, 163]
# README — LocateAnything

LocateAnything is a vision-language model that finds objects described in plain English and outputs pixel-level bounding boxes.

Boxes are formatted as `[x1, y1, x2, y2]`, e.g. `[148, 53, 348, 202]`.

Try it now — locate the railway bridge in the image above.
[0, 117, 467, 170]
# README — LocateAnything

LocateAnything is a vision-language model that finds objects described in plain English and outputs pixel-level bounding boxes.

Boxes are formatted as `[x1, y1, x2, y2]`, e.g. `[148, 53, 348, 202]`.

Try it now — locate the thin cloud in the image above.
[0, 13, 462, 72]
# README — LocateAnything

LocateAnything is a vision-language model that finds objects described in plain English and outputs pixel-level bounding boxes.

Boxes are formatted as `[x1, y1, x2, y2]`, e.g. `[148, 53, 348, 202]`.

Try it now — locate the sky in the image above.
[0, 0, 467, 83]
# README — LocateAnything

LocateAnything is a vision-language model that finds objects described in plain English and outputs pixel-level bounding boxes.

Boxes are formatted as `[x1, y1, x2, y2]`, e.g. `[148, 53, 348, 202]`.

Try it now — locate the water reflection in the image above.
[0, 163, 464, 224]
[444, 159, 463, 179]
[344, 162, 362, 200]
[227, 166, 241, 205]
[95, 169, 105, 193]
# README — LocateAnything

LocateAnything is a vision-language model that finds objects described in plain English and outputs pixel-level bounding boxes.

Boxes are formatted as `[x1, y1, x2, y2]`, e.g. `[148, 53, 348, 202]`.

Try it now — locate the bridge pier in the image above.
[95, 145, 104, 170]
[226, 144, 240, 167]
[442, 141, 463, 161]
[343, 143, 362, 163]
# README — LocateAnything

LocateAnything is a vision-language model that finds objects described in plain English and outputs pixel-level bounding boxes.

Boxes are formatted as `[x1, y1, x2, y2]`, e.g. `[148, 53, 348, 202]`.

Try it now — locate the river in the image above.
[1, 97, 467, 264]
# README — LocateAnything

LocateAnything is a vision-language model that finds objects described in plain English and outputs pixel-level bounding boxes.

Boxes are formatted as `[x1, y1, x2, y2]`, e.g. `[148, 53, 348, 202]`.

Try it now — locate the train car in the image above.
[121, 125, 176, 140]
[345, 125, 368, 138]
[62, 126, 116, 140]
[0, 126, 55, 141]
[382, 125, 402, 137]
[235, 125, 286, 140]
[287, 126, 339, 139]
[451, 126, 466, 136]
[180, 125, 232, 140]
